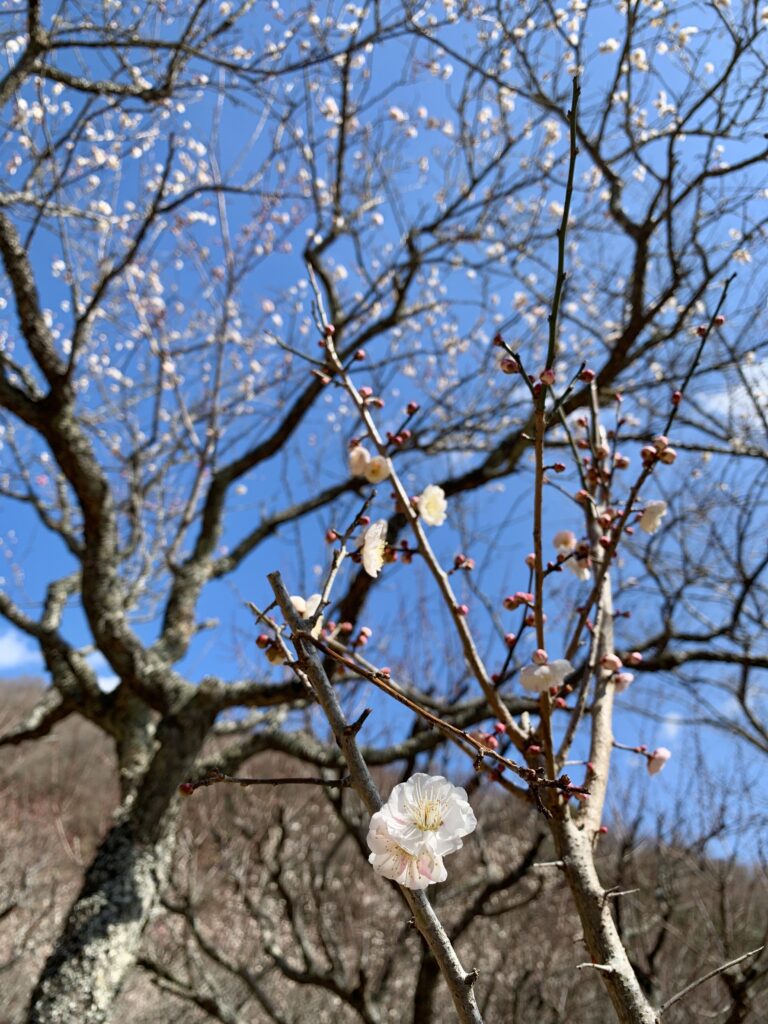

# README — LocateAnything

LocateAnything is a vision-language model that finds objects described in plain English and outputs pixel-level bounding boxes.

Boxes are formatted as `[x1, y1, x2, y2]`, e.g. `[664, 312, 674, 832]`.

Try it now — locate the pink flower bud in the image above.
[641, 445, 657, 464]
[500, 356, 519, 374]
[555, 697, 567, 708]
[614, 453, 630, 469]
[653, 435, 669, 451]
[527, 744, 542, 755]
[179, 781, 195, 797]
[613, 672, 634, 693]
[256, 633, 271, 649]
[533, 648, 548, 665]
[503, 591, 534, 610]
[504, 632, 516, 647]
[575, 489, 590, 503]
[598, 825, 609, 834]
[357, 515, 371, 526]
[359, 626, 373, 638]
[601, 653, 623, 672]
[696, 324, 707, 337]
[586, 761, 595, 773]
[579, 368, 596, 383]
[379, 666, 391, 678]
[525, 552, 536, 568]
[326, 529, 339, 543]
[406, 401, 420, 415]
[672, 390, 682, 406]
[494, 722, 507, 734]
[485, 735, 499, 749]
[659, 447, 677, 464]
[553, 462, 566, 473]
[714, 315, 725, 326]
[359, 386, 373, 399]
[456, 603, 469, 616]
[626, 651, 643, 665]
[647, 747, 671, 775]
[540, 367, 556, 386]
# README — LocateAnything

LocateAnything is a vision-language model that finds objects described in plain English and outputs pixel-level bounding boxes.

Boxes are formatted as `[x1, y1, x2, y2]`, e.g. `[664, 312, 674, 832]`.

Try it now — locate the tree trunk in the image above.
[27, 699, 216, 1024]
[551, 815, 659, 1024]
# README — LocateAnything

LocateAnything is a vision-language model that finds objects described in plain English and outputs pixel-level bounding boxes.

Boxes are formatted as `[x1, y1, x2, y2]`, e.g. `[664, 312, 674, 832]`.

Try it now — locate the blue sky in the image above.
[1, 0, 767, 853]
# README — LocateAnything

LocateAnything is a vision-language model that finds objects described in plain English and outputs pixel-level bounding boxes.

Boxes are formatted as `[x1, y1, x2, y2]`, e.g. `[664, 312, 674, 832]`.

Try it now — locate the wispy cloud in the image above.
[0, 629, 43, 672]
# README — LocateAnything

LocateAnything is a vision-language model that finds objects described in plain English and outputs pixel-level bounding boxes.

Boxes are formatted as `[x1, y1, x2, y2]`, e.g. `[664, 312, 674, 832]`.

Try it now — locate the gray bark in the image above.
[27, 698, 216, 1024]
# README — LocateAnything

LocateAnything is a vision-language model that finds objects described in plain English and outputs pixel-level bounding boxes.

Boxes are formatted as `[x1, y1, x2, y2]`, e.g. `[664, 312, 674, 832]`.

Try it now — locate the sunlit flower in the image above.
[371, 773, 477, 856]
[290, 593, 324, 637]
[367, 817, 447, 889]
[363, 456, 390, 484]
[361, 519, 388, 577]
[520, 658, 573, 693]
[630, 47, 649, 72]
[647, 747, 671, 775]
[553, 529, 577, 552]
[348, 445, 371, 476]
[677, 26, 699, 47]
[599, 37, 620, 53]
[614, 672, 634, 693]
[567, 557, 592, 581]
[419, 484, 447, 526]
[639, 500, 667, 534]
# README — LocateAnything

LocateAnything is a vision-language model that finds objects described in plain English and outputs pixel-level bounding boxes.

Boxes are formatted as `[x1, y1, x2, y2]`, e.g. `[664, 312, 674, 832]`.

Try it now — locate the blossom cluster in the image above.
[367, 773, 477, 890]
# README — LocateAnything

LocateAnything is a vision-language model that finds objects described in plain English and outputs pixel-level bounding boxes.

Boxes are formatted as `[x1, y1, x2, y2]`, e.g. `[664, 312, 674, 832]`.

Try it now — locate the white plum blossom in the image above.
[419, 484, 447, 526]
[366, 816, 447, 889]
[630, 47, 649, 72]
[677, 26, 699, 47]
[647, 747, 671, 775]
[553, 530, 577, 553]
[289, 593, 323, 637]
[567, 556, 592, 582]
[367, 774, 476, 889]
[348, 445, 371, 476]
[639, 500, 668, 534]
[599, 38, 620, 53]
[363, 455, 390, 484]
[520, 658, 573, 693]
[554, 530, 591, 580]
[372, 773, 477, 856]
[361, 519, 388, 577]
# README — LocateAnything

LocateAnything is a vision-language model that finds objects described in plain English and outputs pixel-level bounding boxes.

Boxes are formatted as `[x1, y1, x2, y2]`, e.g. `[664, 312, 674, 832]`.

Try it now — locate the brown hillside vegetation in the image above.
[1, 683, 765, 1024]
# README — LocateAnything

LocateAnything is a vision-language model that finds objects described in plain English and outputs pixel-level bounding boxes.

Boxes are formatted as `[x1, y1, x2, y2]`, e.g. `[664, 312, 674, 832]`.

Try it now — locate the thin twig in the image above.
[180, 769, 352, 795]
[658, 946, 764, 1015]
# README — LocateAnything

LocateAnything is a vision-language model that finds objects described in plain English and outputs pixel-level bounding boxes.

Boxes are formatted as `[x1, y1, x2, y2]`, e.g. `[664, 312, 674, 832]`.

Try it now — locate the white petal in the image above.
[362, 519, 388, 577]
